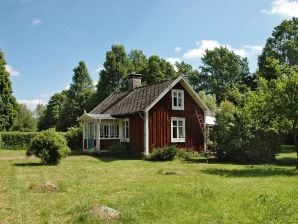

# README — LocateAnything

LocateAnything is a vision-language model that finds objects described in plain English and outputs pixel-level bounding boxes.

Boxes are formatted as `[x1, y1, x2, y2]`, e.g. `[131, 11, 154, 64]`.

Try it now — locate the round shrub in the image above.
[26, 129, 70, 165]
[146, 145, 178, 161]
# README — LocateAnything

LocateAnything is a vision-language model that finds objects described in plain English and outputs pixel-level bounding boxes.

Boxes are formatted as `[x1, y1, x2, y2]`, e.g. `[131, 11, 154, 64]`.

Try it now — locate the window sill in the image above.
[172, 107, 184, 110]
[171, 139, 185, 143]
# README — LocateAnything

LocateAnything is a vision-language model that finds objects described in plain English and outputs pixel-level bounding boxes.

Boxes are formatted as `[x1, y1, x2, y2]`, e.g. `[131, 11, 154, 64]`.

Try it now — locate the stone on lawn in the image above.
[88, 205, 121, 220]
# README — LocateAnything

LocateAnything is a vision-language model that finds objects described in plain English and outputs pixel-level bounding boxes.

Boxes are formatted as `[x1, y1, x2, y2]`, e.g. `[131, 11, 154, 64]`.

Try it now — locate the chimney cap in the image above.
[128, 73, 142, 78]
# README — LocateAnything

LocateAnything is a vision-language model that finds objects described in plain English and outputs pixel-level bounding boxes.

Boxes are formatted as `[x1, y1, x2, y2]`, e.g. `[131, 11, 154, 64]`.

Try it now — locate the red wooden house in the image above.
[78, 74, 213, 155]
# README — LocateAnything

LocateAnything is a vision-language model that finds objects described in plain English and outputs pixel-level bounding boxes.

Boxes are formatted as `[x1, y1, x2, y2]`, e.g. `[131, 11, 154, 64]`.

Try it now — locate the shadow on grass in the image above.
[69, 150, 142, 162]
[275, 157, 297, 167]
[202, 167, 297, 177]
[14, 162, 43, 167]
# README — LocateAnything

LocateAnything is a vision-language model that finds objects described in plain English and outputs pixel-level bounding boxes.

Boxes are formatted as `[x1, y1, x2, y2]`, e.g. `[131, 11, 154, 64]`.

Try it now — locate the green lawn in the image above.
[0, 148, 297, 224]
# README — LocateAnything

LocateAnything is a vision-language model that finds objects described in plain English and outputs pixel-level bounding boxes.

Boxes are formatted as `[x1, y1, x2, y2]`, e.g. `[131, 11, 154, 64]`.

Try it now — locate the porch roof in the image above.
[78, 113, 116, 121]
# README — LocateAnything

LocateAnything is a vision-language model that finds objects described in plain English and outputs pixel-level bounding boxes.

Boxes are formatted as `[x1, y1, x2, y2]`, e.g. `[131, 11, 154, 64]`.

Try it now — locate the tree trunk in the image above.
[292, 132, 298, 169]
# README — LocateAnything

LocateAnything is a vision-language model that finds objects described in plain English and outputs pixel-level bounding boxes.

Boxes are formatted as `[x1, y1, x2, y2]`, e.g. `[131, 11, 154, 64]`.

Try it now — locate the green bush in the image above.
[0, 132, 38, 150]
[63, 126, 82, 150]
[26, 129, 70, 165]
[146, 145, 178, 161]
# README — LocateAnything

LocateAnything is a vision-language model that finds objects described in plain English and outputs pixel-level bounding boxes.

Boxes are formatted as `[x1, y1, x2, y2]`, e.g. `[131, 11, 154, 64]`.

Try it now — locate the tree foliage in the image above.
[11, 104, 37, 132]
[0, 50, 18, 131]
[97, 45, 133, 101]
[258, 17, 298, 80]
[58, 61, 94, 130]
[38, 91, 68, 130]
[193, 47, 251, 103]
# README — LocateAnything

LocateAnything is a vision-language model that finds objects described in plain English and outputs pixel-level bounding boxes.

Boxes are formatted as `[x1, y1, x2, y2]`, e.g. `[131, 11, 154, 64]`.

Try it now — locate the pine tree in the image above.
[58, 61, 94, 130]
[0, 50, 18, 131]
[96, 45, 133, 101]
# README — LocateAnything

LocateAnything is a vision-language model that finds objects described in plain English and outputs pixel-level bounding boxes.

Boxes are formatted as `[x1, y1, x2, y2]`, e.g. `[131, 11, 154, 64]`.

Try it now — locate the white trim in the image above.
[144, 76, 183, 112]
[144, 76, 211, 115]
[120, 119, 130, 142]
[144, 111, 149, 155]
[172, 89, 184, 110]
[171, 117, 186, 143]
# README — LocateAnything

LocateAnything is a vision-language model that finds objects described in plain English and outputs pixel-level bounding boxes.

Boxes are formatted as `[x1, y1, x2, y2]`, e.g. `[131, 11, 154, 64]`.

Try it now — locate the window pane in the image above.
[178, 126, 183, 138]
[173, 120, 177, 126]
[178, 120, 183, 126]
[173, 127, 177, 138]
[178, 97, 182, 106]
[173, 97, 177, 106]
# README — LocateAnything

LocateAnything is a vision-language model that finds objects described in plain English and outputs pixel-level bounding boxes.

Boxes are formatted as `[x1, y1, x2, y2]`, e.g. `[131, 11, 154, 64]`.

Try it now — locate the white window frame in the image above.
[171, 117, 186, 142]
[99, 121, 120, 139]
[121, 119, 130, 142]
[172, 89, 184, 110]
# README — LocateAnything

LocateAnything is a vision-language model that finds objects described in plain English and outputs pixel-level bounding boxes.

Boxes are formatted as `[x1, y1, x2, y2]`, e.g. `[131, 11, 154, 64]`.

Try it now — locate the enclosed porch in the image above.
[78, 113, 129, 151]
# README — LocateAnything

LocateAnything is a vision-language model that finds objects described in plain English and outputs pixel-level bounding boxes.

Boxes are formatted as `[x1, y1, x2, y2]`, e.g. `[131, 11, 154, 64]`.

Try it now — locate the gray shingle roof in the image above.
[90, 78, 176, 116]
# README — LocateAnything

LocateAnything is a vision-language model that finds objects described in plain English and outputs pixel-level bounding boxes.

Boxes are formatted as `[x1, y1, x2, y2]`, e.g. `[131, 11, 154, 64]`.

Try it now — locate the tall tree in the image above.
[128, 49, 148, 74]
[258, 17, 298, 80]
[38, 91, 68, 130]
[0, 50, 18, 131]
[143, 55, 177, 84]
[11, 104, 37, 132]
[58, 61, 94, 130]
[97, 45, 133, 101]
[198, 47, 251, 103]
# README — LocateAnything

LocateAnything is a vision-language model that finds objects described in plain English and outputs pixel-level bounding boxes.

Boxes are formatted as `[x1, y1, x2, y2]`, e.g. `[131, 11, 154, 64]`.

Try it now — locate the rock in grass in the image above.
[88, 205, 121, 220]
[30, 181, 59, 192]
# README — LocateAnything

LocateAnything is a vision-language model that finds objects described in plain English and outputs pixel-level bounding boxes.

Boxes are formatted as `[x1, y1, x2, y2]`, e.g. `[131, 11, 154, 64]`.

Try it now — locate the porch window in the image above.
[121, 119, 129, 142]
[100, 122, 119, 139]
[171, 117, 185, 142]
[172, 89, 184, 110]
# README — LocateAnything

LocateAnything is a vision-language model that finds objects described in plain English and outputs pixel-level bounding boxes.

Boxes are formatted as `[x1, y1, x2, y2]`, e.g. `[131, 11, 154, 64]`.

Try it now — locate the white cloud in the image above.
[64, 84, 70, 90]
[95, 64, 104, 74]
[5, 65, 20, 76]
[32, 18, 43, 26]
[174, 46, 182, 53]
[183, 40, 221, 59]
[18, 99, 45, 110]
[166, 57, 182, 66]
[166, 57, 182, 71]
[183, 40, 263, 59]
[262, 0, 298, 17]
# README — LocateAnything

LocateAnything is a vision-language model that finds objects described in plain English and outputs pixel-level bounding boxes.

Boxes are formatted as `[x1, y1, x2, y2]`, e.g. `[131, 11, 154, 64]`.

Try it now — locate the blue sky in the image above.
[1, 0, 297, 109]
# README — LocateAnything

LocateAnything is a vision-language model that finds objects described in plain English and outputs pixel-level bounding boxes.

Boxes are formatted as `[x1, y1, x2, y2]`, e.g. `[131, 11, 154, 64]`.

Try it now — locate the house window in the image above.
[171, 117, 185, 142]
[172, 89, 184, 110]
[100, 122, 119, 139]
[121, 119, 129, 142]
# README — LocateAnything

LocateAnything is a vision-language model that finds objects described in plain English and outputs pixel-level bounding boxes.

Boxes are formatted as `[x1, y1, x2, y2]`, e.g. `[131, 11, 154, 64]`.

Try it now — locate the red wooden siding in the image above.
[148, 83, 204, 152]
[100, 139, 120, 149]
[128, 114, 144, 153]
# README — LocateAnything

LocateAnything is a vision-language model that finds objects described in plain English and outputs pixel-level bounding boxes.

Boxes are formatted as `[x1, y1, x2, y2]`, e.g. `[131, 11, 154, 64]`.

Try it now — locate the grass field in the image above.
[0, 147, 297, 224]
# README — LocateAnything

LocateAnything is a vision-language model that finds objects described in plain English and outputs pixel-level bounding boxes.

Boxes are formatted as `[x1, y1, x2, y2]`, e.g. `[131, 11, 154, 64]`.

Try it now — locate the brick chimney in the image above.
[128, 73, 142, 90]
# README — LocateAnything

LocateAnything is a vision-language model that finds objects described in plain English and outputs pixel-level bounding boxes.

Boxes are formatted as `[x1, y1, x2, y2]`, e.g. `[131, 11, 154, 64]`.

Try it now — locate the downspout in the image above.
[139, 111, 149, 155]
[203, 110, 207, 152]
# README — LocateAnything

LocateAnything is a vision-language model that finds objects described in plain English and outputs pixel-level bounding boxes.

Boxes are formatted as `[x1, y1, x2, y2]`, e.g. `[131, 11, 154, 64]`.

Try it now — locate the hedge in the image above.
[0, 132, 39, 150]
[0, 128, 82, 151]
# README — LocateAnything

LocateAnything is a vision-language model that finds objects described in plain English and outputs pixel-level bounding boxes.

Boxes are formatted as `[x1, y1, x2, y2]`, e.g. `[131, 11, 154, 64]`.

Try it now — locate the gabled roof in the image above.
[89, 76, 211, 116]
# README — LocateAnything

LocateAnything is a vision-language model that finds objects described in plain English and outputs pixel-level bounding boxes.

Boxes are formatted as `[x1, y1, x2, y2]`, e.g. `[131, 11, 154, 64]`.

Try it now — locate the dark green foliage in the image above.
[27, 129, 70, 165]
[215, 101, 280, 163]
[195, 47, 251, 103]
[0, 132, 39, 150]
[11, 104, 37, 132]
[143, 55, 177, 84]
[146, 145, 178, 161]
[97, 45, 133, 101]
[129, 49, 148, 74]
[58, 61, 94, 130]
[63, 126, 82, 150]
[38, 91, 68, 130]
[258, 17, 298, 80]
[0, 50, 18, 131]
